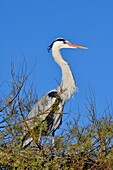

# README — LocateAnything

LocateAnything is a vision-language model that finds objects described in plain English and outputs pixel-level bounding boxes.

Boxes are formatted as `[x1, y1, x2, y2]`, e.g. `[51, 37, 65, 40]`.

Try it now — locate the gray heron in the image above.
[22, 38, 87, 148]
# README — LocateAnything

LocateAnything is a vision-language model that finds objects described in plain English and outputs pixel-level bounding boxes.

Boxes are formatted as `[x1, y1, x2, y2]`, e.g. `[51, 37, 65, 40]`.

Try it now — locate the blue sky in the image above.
[0, 1, 113, 126]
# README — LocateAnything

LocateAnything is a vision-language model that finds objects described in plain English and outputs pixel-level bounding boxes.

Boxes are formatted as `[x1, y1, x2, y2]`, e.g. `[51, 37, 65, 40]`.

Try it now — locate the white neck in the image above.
[52, 46, 77, 103]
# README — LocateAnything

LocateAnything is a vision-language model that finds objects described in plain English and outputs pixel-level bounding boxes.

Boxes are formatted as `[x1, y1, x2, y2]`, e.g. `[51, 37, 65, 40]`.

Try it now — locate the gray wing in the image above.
[26, 89, 59, 126]
[22, 90, 63, 148]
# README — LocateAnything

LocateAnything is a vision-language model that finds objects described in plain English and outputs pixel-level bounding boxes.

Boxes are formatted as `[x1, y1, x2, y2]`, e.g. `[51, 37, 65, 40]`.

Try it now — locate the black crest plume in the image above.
[47, 38, 66, 52]
[48, 41, 54, 52]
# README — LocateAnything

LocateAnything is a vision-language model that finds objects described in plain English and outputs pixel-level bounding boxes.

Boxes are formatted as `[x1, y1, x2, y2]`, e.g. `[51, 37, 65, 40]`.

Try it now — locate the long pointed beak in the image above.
[66, 42, 88, 49]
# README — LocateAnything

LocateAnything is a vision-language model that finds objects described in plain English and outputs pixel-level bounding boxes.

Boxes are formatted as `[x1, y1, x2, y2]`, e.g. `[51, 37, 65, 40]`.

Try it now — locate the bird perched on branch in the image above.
[22, 38, 88, 149]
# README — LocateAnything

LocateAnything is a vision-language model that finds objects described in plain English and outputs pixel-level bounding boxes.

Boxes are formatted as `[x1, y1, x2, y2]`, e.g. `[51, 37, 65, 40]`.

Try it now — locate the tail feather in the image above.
[22, 133, 33, 149]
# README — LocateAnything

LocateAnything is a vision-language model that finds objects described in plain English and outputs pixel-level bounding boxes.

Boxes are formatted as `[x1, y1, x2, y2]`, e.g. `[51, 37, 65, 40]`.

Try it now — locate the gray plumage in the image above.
[22, 38, 87, 148]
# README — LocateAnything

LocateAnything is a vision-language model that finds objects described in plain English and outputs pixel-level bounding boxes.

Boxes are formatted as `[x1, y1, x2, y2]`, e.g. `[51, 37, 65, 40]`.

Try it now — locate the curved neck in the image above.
[52, 47, 77, 103]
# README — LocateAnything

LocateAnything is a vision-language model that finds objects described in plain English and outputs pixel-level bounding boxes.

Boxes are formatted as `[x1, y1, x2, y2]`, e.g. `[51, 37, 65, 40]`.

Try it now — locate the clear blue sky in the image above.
[0, 1, 113, 126]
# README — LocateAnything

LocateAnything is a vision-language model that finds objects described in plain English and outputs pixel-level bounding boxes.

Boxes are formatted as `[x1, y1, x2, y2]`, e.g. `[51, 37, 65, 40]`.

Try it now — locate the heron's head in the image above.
[48, 38, 88, 52]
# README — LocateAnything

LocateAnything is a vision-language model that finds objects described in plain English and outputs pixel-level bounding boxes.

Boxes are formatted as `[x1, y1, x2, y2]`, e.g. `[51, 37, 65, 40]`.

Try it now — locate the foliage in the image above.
[0, 63, 113, 170]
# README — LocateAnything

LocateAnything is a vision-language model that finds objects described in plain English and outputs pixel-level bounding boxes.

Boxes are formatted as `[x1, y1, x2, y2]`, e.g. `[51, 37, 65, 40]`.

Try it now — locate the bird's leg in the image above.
[37, 135, 41, 145]
[52, 133, 55, 147]
[52, 132, 57, 151]
[36, 128, 43, 149]
[50, 132, 55, 159]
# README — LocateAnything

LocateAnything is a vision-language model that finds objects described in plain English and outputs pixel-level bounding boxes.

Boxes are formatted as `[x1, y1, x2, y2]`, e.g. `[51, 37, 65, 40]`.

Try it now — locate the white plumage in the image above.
[22, 38, 87, 148]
